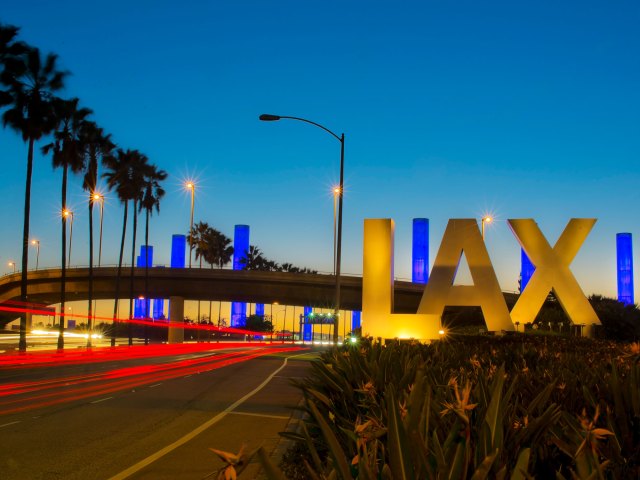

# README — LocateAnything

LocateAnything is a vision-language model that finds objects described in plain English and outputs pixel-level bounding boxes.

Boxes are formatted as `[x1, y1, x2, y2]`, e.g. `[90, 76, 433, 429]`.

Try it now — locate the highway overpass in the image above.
[0, 267, 518, 328]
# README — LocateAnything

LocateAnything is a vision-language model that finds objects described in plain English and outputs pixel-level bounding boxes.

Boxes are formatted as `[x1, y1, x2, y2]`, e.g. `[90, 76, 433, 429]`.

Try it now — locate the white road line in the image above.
[108, 352, 308, 480]
[90, 396, 114, 404]
[149, 383, 162, 388]
[229, 411, 290, 420]
[183, 374, 192, 378]
[0, 421, 21, 428]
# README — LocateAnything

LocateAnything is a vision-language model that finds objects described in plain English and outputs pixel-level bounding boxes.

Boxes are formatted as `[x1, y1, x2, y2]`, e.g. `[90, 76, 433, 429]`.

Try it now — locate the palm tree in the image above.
[203, 229, 233, 269]
[201, 228, 234, 336]
[103, 148, 148, 346]
[126, 152, 150, 345]
[241, 245, 266, 271]
[189, 221, 212, 340]
[0, 24, 27, 110]
[139, 164, 167, 344]
[1, 46, 67, 351]
[82, 122, 114, 347]
[42, 97, 91, 349]
[189, 221, 211, 266]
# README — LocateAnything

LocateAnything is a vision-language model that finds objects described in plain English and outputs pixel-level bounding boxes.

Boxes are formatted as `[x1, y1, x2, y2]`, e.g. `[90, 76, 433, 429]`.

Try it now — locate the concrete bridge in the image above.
[0, 267, 520, 329]
[0, 267, 430, 327]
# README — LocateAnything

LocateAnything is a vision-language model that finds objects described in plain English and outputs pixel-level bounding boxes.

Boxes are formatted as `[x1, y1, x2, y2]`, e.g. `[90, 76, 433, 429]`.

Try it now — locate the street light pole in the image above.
[186, 182, 195, 268]
[94, 194, 105, 267]
[260, 114, 345, 343]
[332, 186, 339, 275]
[31, 240, 40, 270]
[66, 211, 74, 268]
[481, 216, 492, 241]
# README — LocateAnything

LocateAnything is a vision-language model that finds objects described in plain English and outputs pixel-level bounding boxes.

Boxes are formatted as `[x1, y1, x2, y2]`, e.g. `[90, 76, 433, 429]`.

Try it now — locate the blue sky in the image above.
[1, 0, 639, 299]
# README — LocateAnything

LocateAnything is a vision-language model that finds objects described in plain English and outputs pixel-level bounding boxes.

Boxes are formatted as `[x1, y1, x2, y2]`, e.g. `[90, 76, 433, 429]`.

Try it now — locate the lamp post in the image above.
[185, 182, 195, 268]
[481, 216, 492, 241]
[260, 113, 344, 343]
[332, 186, 340, 275]
[8, 261, 15, 274]
[31, 240, 40, 270]
[93, 193, 105, 266]
[64, 210, 74, 267]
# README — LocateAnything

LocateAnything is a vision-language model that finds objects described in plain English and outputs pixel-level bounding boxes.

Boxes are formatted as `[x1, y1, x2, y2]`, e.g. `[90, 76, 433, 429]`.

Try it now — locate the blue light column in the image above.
[617, 233, 634, 306]
[352, 310, 361, 331]
[134, 246, 154, 318]
[520, 248, 535, 293]
[255, 304, 264, 316]
[412, 218, 429, 284]
[171, 235, 186, 268]
[303, 306, 313, 341]
[168, 235, 186, 321]
[231, 225, 250, 326]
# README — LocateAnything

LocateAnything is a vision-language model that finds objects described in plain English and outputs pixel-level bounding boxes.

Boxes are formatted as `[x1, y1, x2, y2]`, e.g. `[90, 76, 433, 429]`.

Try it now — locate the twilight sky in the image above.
[1, 0, 639, 299]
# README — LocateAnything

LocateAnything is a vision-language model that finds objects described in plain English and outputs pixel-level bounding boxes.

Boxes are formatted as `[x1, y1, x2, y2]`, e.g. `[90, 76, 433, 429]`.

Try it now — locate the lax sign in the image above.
[362, 218, 600, 340]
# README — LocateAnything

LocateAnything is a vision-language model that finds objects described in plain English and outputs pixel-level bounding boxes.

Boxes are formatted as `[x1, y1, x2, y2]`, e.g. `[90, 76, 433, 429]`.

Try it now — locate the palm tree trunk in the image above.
[58, 164, 68, 350]
[87, 193, 94, 348]
[128, 199, 138, 346]
[18, 138, 35, 352]
[144, 208, 150, 345]
[112, 201, 128, 347]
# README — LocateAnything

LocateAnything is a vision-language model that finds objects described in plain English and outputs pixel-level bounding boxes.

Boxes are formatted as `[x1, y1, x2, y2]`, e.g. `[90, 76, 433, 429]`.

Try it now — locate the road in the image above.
[0, 344, 315, 479]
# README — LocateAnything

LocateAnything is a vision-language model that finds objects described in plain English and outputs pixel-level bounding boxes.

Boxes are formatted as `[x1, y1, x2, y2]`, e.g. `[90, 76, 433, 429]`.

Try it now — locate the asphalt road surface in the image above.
[0, 344, 314, 479]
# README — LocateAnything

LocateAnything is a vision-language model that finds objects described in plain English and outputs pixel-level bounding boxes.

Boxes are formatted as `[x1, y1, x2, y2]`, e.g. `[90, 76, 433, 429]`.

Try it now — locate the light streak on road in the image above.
[0, 346, 305, 415]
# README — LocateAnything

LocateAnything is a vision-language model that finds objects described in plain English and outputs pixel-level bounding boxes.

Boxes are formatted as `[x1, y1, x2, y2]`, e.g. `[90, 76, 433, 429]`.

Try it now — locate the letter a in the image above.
[418, 219, 513, 332]
[508, 219, 600, 328]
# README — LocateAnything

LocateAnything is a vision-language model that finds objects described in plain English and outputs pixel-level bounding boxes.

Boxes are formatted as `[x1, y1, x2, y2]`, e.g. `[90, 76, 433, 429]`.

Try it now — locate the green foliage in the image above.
[259, 336, 640, 479]
[245, 314, 274, 333]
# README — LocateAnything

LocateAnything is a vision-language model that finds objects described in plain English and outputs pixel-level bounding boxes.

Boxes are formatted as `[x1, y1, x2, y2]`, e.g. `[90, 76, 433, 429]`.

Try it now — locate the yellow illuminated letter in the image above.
[508, 219, 600, 331]
[418, 219, 514, 332]
[362, 219, 441, 340]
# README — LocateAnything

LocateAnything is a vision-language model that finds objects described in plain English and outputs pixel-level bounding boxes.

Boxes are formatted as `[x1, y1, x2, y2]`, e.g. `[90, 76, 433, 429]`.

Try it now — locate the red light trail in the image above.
[0, 345, 306, 415]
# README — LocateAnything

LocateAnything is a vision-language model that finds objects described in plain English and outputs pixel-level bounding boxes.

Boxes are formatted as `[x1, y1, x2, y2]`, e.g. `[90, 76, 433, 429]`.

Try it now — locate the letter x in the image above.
[508, 219, 600, 326]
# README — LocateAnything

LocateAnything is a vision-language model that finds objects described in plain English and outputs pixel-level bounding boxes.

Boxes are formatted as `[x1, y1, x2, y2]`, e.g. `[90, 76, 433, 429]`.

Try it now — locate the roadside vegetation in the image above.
[289, 336, 639, 479]
[209, 333, 639, 479]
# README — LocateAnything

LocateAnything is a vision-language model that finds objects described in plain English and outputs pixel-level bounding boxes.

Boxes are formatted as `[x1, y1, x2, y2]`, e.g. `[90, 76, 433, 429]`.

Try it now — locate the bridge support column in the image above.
[168, 296, 185, 344]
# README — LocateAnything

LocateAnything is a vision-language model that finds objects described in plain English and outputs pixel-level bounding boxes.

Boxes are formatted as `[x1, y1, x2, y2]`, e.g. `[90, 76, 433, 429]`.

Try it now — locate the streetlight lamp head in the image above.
[259, 114, 281, 121]
[185, 182, 194, 190]
[333, 186, 340, 195]
[93, 193, 102, 201]
[484, 216, 493, 223]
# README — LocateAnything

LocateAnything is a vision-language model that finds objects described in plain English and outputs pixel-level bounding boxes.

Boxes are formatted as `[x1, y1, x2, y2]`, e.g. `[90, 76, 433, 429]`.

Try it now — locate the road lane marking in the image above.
[229, 411, 290, 420]
[108, 352, 308, 480]
[149, 383, 162, 388]
[90, 396, 114, 404]
[183, 374, 192, 378]
[0, 421, 21, 428]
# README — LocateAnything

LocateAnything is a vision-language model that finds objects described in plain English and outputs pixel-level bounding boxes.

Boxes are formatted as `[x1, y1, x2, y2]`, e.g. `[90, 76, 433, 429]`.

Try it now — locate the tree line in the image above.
[0, 23, 167, 350]
[188, 221, 317, 273]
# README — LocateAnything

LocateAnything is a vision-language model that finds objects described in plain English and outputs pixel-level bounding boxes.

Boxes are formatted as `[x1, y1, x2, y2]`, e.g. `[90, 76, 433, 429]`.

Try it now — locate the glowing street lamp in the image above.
[93, 193, 105, 266]
[185, 182, 195, 268]
[8, 261, 16, 274]
[63, 209, 74, 267]
[260, 113, 345, 343]
[31, 239, 40, 270]
[481, 216, 492, 241]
